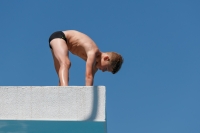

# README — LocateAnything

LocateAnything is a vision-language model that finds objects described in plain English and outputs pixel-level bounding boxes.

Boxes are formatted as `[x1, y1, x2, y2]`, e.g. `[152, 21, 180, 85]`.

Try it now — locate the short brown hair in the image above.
[107, 52, 123, 74]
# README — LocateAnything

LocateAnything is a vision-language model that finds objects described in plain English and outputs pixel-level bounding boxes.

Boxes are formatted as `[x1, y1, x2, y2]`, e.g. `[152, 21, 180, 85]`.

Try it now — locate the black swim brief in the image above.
[48, 31, 68, 49]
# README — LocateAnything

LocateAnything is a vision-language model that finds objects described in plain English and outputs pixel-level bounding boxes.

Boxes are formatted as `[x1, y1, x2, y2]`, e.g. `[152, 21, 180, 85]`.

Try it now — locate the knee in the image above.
[60, 59, 71, 69]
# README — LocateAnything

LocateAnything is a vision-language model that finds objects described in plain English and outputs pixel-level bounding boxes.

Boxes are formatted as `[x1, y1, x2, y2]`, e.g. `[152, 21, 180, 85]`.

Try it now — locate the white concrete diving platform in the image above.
[0, 86, 107, 133]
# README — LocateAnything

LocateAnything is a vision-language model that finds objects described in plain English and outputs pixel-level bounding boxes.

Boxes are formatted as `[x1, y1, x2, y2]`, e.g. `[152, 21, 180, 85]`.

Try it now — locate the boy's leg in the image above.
[50, 39, 71, 86]
[51, 50, 61, 86]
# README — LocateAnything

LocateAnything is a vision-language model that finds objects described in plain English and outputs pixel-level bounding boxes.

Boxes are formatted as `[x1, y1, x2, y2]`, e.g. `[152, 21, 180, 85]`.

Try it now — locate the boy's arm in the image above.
[85, 52, 97, 86]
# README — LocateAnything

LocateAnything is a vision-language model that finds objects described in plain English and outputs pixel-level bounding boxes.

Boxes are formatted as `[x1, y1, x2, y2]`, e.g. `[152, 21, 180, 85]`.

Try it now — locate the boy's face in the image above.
[96, 56, 113, 72]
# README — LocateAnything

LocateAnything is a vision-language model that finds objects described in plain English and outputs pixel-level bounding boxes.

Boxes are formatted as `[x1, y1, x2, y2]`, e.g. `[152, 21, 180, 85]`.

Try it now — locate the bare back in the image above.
[63, 30, 99, 61]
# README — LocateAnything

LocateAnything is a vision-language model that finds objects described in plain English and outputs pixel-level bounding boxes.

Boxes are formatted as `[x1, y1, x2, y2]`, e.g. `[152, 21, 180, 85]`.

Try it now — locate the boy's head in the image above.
[97, 52, 123, 74]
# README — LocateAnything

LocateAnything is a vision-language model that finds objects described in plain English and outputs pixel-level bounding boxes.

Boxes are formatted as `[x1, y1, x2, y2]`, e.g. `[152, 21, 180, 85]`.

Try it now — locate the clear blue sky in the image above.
[0, 0, 200, 133]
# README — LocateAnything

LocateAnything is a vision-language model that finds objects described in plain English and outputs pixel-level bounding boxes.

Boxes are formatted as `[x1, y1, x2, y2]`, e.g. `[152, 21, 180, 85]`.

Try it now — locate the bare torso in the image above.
[63, 30, 99, 61]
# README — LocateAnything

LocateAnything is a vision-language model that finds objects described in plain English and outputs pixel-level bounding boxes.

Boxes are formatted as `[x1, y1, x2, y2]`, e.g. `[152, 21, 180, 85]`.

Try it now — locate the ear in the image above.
[104, 56, 110, 61]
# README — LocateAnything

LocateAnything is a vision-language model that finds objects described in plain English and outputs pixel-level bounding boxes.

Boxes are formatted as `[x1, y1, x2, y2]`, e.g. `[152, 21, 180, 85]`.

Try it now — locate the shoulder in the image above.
[89, 48, 100, 54]
[85, 49, 99, 63]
